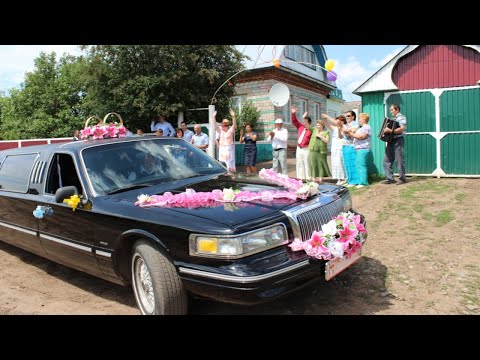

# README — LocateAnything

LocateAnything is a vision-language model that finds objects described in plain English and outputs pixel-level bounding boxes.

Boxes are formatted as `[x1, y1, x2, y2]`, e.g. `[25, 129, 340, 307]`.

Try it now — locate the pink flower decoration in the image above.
[80, 127, 92, 139]
[106, 124, 119, 138]
[288, 238, 305, 251]
[117, 126, 128, 138]
[92, 126, 108, 140]
[288, 211, 366, 260]
[337, 224, 358, 244]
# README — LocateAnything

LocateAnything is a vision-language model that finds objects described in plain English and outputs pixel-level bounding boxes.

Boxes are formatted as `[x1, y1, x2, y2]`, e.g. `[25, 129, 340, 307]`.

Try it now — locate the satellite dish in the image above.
[269, 83, 290, 107]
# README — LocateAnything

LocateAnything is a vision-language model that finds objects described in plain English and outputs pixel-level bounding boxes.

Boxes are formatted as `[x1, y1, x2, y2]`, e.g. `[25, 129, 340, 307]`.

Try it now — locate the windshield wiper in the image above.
[106, 184, 153, 195]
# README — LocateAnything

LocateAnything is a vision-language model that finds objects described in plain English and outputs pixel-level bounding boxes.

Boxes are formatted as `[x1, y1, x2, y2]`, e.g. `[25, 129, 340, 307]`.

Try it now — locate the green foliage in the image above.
[0, 51, 89, 140]
[233, 101, 261, 139]
[81, 45, 246, 132]
[0, 45, 246, 140]
[435, 209, 454, 225]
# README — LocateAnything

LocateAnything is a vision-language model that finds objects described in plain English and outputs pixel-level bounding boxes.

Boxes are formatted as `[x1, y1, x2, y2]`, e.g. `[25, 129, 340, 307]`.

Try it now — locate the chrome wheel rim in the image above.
[133, 254, 155, 314]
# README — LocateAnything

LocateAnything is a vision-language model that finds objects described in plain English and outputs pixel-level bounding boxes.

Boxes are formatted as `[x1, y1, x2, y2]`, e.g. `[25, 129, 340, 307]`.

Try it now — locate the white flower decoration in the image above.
[222, 188, 236, 202]
[321, 219, 338, 237]
[137, 194, 151, 204]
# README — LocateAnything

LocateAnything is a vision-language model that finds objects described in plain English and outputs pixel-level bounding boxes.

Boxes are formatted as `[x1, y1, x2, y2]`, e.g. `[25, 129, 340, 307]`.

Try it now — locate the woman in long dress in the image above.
[239, 123, 257, 173]
[309, 120, 331, 183]
[214, 109, 236, 172]
[322, 113, 347, 185]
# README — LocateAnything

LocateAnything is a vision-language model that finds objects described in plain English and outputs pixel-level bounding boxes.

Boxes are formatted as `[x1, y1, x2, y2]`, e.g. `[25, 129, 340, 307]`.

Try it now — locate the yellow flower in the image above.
[63, 195, 80, 211]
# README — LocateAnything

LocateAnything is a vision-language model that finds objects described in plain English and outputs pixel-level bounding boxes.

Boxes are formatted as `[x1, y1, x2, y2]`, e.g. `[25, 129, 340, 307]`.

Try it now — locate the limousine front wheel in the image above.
[131, 240, 187, 315]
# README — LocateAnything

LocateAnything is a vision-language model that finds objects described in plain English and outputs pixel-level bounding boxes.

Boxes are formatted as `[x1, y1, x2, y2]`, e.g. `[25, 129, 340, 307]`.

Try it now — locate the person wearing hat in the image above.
[291, 106, 312, 180]
[267, 118, 288, 175]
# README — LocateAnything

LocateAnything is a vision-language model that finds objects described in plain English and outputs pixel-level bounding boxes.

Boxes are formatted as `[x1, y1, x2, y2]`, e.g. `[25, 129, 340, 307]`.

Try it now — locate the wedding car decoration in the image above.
[80, 112, 128, 140]
[135, 168, 320, 209]
[288, 211, 367, 260]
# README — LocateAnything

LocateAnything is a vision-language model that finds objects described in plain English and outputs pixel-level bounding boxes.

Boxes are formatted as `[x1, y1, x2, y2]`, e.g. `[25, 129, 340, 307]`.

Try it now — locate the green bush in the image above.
[233, 100, 261, 139]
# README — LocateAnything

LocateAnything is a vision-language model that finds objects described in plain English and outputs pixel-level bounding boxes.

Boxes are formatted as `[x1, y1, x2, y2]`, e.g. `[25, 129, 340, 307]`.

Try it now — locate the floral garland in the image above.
[288, 211, 367, 260]
[80, 123, 128, 140]
[135, 169, 319, 208]
[81, 113, 128, 140]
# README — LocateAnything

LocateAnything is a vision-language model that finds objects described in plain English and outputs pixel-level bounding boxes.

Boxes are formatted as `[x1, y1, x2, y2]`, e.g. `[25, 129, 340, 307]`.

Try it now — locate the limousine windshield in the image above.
[81, 138, 225, 196]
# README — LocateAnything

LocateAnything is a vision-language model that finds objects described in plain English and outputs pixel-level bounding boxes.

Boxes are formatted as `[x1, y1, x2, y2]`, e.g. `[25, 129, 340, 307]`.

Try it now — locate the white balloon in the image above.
[268, 83, 290, 107]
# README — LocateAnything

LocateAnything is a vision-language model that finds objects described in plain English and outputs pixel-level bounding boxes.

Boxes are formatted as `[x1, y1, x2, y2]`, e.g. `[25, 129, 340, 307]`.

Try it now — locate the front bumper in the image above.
[179, 252, 326, 305]
[178, 214, 366, 305]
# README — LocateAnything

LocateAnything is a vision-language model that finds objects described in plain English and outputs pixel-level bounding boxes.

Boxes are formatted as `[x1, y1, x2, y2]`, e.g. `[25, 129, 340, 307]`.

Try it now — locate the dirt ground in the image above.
[1, 159, 479, 315]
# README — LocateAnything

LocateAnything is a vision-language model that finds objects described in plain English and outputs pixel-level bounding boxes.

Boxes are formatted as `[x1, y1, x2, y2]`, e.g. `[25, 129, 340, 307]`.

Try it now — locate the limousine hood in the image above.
[115, 174, 340, 228]
[164, 177, 298, 227]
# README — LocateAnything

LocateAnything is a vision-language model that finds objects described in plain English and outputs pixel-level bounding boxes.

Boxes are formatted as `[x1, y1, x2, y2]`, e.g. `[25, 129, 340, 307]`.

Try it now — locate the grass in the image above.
[455, 193, 465, 202]
[399, 182, 450, 200]
[435, 210, 454, 225]
[460, 264, 480, 311]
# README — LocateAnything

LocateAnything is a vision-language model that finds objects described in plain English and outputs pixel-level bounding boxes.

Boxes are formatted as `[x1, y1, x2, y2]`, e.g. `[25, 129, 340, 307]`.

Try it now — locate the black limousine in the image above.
[0, 136, 366, 314]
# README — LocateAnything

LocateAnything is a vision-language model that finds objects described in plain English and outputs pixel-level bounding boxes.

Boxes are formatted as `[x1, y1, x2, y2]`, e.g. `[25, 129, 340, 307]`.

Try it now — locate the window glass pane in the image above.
[282, 99, 291, 123]
[0, 154, 37, 192]
[314, 103, 321, 123]
[82, 139, 224, 196]
[299, 99, 307, 116]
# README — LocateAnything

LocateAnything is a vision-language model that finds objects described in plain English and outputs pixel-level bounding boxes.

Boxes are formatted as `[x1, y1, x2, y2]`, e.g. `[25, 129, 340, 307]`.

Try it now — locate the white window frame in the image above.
[299, 98, 307, 118]
[285, 46, 316, 70]
[282, 99, 291, 124]
[313, 103, 321, 124]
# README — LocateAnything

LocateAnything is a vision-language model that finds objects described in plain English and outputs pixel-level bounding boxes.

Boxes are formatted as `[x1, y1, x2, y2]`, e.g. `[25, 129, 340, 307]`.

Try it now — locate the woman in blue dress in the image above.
[239, 123, 258, 173]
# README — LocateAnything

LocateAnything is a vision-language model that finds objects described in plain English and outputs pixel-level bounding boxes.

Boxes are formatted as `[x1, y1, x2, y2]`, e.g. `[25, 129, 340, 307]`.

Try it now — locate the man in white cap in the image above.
[267, 118, 288, 175]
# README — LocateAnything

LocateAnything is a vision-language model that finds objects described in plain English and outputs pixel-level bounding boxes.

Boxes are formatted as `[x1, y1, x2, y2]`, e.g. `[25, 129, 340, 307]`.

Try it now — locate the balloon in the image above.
[273, 58, 280, 68]
[327, 71, 337, 82]
[325, 60, 335, 71]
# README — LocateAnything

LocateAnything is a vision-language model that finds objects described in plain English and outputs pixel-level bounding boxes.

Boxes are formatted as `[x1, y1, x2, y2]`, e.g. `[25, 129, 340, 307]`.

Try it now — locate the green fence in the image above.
[235, 141, 272, 166]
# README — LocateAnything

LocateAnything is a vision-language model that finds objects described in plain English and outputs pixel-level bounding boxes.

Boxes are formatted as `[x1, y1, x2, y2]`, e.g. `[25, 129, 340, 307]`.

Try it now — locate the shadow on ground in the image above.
[189, 256, 390, 315]
[0, 241, 137, 309]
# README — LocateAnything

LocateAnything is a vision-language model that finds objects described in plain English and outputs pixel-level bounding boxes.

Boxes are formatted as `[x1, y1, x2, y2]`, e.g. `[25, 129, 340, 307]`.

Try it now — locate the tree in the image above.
[0, 51, 88, 140]
[81, 45, 246, 131]
[233, 101, 262, 139]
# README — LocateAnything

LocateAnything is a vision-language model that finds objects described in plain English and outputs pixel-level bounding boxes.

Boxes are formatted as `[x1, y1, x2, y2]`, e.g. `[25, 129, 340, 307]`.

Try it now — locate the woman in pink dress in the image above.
[214, 109, 237, 172]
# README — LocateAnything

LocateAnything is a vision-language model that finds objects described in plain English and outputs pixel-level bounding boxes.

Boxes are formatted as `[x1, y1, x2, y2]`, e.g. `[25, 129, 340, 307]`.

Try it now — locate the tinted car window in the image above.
[82, 138, 225, 196]
[0, 154, 38, 192]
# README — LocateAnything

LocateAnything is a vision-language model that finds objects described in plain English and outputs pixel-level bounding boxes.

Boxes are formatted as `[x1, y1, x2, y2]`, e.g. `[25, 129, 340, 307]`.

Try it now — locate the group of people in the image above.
[73, 104, 407, 186]
[149, 110, 254, 174]
[267, 103, 406, 188]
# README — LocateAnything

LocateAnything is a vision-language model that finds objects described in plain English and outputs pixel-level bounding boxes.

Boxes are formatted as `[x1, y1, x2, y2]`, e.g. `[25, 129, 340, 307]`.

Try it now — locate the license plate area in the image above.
[325, 247, 362, 281]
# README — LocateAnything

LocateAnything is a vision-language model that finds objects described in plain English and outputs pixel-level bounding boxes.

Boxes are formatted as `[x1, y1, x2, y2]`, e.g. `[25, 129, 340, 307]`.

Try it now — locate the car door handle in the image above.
[33, 205, 54, 219]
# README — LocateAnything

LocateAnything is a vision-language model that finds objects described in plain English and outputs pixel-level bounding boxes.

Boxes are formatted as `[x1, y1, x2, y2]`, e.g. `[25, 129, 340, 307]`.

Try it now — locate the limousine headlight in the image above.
[189, 224, 288, 259]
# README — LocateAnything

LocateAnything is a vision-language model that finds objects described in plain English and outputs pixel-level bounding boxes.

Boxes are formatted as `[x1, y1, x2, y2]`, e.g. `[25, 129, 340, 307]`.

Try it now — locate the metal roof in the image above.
[353, 45, 480, 94]
[237, 45, 335, 86]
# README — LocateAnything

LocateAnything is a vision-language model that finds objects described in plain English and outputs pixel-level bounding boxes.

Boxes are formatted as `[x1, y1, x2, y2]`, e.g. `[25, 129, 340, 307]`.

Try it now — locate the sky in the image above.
[0, 45, 405, 101]
[323, 45, 405, 102]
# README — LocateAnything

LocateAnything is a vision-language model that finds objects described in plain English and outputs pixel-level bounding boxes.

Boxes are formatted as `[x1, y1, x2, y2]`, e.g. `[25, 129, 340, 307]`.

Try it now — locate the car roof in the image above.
[0, 136, 169, 155]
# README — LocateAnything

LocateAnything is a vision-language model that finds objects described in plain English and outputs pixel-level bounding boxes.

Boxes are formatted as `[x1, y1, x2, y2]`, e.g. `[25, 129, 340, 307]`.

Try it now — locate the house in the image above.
[233, 45, 343, 157]
[354, 45, 480, 177]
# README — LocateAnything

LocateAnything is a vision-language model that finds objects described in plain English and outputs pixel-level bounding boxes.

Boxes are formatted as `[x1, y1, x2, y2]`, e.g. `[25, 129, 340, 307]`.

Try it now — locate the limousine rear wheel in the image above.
[131, 240, 187, 315]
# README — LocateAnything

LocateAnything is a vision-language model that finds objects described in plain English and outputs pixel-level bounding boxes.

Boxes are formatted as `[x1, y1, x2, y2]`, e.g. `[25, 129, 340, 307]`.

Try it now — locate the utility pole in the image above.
[208, 104, 216, 158]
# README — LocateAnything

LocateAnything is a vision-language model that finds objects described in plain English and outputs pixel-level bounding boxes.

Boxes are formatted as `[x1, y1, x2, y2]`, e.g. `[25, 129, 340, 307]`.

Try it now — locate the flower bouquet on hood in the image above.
[80, 112, 128, 140]
[289, 211, 367, 260]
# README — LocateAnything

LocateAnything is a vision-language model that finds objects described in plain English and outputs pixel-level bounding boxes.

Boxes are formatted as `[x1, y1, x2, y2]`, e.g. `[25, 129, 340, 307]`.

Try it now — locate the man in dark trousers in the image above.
[383, 104, 407, 185]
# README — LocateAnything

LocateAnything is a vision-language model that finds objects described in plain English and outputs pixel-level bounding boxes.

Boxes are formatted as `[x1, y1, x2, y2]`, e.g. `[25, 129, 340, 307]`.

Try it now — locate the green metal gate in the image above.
[383, 86, 480, 177]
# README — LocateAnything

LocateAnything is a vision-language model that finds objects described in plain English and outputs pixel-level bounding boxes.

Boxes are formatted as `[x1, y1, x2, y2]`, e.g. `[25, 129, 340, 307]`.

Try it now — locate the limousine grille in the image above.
[282, 194, 347, 241]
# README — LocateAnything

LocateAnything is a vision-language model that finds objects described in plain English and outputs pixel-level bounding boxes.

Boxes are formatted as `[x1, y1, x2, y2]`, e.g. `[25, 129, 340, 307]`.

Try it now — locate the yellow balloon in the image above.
[325, 60, 335, 71]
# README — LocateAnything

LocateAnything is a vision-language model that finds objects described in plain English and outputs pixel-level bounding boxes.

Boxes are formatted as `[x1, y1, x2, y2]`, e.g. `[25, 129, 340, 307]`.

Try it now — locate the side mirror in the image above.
[55, 186, 78, 204]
